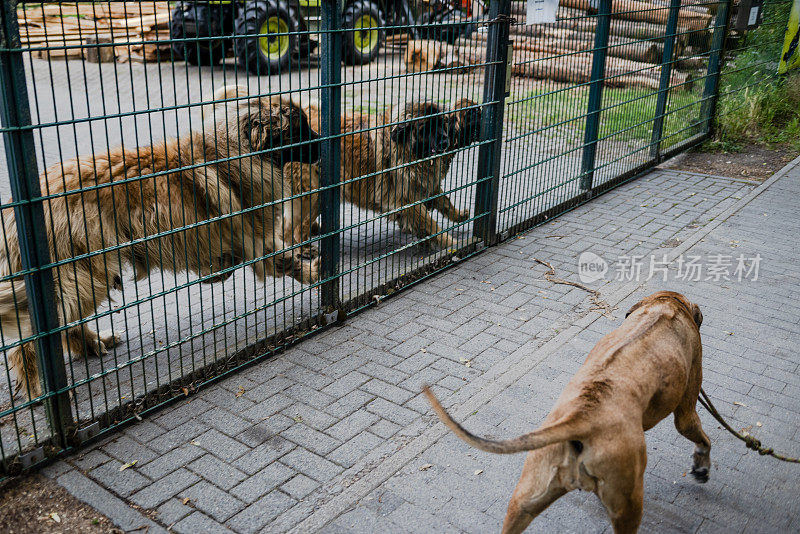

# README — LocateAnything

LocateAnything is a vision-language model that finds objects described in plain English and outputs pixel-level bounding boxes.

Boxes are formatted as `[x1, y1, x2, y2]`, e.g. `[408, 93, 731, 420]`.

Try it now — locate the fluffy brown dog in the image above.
[300, 99, 481, 249]
[424, 291, 711, 534]
[0, 85, 320, 398]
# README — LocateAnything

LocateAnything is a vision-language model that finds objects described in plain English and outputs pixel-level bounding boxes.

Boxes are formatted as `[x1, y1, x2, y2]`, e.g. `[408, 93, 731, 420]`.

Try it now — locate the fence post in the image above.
[649, 0, 682, 160]
[0, 0, 73, 446]
[473, 0, 512, 245]
[578, 0, 612, 191]
[319, 0, 342, 311]
[699, 0, 732, 135]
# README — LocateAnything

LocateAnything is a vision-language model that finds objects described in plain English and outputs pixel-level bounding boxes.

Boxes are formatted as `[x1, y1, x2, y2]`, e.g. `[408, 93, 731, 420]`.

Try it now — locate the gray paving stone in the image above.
[187, 454, 248, 490]
[86, 460, 151, 498]
[172, 511, 235, 534]
[193, 428, 250, 462]
[326, 408, 380, 442]
[230, 461, 295, 503]
[280, 473, 321, 500]
[327, 431, 385, 468]
[280, 423, 341, 455]
[280, 448, 344, 483]
[71, 449, 111, 471]
[138, 443, 205, 479]
[156, 498, 194, 527]
[233, 436, 295, 475]
[180, 481, 246, 522]
[129, 468, 200, 509]
[227, 490, 296, 534]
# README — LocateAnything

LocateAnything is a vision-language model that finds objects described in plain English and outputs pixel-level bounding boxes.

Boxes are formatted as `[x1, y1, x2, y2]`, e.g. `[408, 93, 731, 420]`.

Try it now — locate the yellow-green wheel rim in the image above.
[259, 16, 290, 59]
[353, 15, 379, 53]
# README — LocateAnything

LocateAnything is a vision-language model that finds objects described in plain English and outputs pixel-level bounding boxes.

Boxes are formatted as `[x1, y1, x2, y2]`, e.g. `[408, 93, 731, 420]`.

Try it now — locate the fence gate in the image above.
[0, 0, 788, 476]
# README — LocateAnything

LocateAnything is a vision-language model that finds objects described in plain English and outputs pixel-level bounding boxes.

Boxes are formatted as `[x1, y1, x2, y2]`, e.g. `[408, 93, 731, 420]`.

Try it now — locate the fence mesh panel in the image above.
[0, 0, 785, 475]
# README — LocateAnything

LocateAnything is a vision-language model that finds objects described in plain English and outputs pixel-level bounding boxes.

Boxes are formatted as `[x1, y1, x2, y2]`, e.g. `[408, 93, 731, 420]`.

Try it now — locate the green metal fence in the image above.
[0, 0, 779, 475]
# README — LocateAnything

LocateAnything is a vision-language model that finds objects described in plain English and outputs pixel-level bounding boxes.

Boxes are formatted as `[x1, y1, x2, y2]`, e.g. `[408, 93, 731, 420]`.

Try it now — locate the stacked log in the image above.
[17, 2, 171, 62]
[418, 1, 713, 89]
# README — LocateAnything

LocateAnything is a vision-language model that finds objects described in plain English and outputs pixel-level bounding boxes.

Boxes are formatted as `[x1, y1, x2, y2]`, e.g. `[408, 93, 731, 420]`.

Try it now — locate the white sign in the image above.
[748, 6, 760, 26]
[527, 0, 559, 24]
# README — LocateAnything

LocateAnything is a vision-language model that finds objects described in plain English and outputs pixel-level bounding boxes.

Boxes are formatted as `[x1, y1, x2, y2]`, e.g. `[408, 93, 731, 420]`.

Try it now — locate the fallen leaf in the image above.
[236, 386, 245, 398]
[474, 469, 483, 476]
[119, 460, 138, 471]
[293, 415, 304, 423]
[182, 498, 191, 505]
[181, 387, 189, 396]
[419, 464, 433, 471]
[191, 440, 201, 446]
[733, 401, 747, 407]
[49, 512, 61, 523]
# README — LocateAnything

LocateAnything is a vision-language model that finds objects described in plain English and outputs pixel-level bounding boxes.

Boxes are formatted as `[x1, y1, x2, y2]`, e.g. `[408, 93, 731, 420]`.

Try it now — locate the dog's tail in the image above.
[423, 386, 590, 454]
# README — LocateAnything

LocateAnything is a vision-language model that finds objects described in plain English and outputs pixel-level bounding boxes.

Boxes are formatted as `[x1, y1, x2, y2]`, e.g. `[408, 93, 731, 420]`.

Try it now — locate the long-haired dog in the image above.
[0, 85, 320, 398]
[299, 99, 481, 249]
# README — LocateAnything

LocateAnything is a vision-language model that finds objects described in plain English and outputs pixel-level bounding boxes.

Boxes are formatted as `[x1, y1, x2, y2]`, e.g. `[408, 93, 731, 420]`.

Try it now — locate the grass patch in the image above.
[515, 85, 702, 142]
[711, 73, 800, 152]
[706, 0, 798, 152]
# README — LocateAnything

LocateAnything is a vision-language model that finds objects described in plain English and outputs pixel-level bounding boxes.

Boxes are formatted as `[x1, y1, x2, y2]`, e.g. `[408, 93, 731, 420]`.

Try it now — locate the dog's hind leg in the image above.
[597, 436, 646, 534]
[674, 401, 711, 483]
[501, 449, 568, 534]
[9, 343, 40, 398]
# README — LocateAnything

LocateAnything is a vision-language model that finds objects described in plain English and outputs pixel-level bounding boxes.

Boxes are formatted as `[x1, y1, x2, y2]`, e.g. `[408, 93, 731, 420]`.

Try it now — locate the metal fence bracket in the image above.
[18, 446, 45, 469]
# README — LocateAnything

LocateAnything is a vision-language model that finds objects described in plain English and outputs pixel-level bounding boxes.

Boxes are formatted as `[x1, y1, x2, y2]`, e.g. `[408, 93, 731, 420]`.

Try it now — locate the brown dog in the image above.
[299, 99, 481, 249]
[424, 291, 711, 534]
[0, 85, 320, 398]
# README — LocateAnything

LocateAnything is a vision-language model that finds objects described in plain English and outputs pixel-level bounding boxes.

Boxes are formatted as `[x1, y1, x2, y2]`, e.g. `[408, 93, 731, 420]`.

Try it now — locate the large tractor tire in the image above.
[170, 2, 233, 66]
[342, 0, 384, 65]
[235, 0, 298, 75]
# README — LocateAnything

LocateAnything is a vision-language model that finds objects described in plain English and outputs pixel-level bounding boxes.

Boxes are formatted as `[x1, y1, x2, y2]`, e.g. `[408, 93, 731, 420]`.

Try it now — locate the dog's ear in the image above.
[624, 301, 642, 319]
[390, 121, 415, 143]
[692, 304, 703, 327]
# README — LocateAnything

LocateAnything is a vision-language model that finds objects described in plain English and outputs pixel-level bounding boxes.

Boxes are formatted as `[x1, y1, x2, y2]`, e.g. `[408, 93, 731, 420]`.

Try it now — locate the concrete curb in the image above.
[292, 155, 800, 533]
[54, 469, 167, 533]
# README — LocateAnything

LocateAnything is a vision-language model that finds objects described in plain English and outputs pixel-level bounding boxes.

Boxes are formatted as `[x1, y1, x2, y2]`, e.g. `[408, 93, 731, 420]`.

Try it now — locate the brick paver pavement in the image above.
[43, 158, 800, 533]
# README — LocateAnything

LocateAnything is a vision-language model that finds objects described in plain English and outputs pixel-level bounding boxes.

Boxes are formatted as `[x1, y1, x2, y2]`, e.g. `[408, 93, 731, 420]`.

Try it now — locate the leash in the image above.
[698, 388, 800, 463]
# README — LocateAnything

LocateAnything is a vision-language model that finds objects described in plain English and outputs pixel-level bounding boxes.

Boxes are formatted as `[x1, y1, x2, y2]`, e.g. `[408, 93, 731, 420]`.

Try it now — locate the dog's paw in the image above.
[452, 209, 471, 223]
[99, 330, 122, 350]
[296, 257, 320, 285]
[690, 466, 709, 483]
[300, 244, 319, 260]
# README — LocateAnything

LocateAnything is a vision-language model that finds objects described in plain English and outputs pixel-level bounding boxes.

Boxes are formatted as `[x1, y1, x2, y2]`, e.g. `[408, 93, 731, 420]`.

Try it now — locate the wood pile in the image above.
[402, 0, 715, 90]
[17, 2, 171, 63]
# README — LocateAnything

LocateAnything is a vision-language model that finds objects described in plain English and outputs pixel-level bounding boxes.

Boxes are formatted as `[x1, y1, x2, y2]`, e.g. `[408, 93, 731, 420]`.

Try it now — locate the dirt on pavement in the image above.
[0, 473, 118, 534]
[661, 143, 798, 180]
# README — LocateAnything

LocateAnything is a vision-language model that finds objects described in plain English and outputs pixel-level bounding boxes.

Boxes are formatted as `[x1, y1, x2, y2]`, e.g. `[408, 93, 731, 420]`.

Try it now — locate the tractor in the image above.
[170, 0, 391, 74]
[169, 0, 483, 74]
